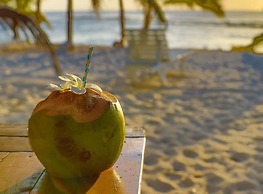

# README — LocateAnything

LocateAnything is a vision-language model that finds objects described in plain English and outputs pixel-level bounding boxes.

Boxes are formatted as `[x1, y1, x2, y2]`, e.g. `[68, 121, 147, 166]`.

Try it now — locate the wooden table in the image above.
[0, 124, 146, 194]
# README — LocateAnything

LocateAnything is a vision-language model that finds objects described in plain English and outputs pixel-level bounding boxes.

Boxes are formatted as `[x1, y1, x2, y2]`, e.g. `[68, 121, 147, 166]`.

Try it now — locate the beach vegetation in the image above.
[164, 0, 224, 17]
[67, 0, 73, 50]
[134, 0, 224, 30]
[135, 0, 167, 30]
[82, 0, 224, 47]
[119, 0, 125, 46]
[91, 0, 101, 18]
[0, 0, 50, 29]
[232, 32, 263, 54]
[0, 6, 62, 75]
[89, 0, 166, 46]
[89, 0, 126, 47]
[66, 0, 124, 48]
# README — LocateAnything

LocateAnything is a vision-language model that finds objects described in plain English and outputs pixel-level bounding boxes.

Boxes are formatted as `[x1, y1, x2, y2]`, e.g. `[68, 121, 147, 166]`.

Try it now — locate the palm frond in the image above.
[16, 0, 35, 12]
[150, 0, 167, 24]
[196, 0, 224, 17]
[134, 0, 146, 6]
[0, 7, 62, 75]
[164, 0, 194, 8]
[91, 0, 101, 18]
[232, 32, 263, 54]
[0, 0, 51, 27]
[36, 12, 51, 28]
[164, 0, 224, 17]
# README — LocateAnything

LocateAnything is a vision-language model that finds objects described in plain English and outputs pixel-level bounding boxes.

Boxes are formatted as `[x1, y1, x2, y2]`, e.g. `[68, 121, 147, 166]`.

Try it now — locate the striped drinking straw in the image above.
[82, 47, 94, 87]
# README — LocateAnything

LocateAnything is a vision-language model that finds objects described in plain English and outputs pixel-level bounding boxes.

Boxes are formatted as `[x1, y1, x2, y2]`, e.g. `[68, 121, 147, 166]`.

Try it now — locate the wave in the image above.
[169, 19, 263, 28]
[46, 10, 263, 29]
[224, 21, 263, 28]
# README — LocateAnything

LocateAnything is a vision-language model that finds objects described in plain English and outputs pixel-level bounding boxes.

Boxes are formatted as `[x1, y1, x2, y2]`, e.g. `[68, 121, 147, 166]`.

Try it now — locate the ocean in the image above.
[1, 10, 263, 51]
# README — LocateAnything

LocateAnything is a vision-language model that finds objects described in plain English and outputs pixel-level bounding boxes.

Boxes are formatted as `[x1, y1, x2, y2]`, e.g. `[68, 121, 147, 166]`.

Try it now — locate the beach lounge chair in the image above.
[125, 29, 196, 85]
[125, 29, 170, 84]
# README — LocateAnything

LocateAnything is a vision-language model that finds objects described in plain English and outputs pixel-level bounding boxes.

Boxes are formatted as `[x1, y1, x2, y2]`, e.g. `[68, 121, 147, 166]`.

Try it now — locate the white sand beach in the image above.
[0, 45, 263, 194]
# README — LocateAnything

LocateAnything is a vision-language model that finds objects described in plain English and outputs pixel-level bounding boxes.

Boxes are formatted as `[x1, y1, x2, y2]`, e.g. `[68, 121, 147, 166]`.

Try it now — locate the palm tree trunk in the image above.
[143, 3, 152, 30]
[36, 0, 41, 26]
[119, 0, 125, 47]
[67, 0, 73, 50]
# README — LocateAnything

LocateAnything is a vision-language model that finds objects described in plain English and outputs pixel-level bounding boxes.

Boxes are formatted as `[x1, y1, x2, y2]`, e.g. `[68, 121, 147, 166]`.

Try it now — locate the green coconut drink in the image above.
[28, 48, 126, 178]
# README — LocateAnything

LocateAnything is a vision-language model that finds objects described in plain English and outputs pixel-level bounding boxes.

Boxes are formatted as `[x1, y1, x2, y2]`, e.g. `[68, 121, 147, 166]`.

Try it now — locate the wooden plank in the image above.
[114, 137, 146, 194]
[0, 152, 44, 193]
[0, 124, 28, 137]
[0, 125, 144, 152]
[0, 124, 146, 194]
[0, 152, 9, 161]
[30, 137, 146, 194]
[126, 127, 145, 138]
[0, 123, 31, 152]
[0, 124, 143, 138]
[0, 137, 32, 152]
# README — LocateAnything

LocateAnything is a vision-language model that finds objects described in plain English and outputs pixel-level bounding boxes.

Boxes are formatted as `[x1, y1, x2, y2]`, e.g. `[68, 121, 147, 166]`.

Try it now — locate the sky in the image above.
[41, 0, 263, 12]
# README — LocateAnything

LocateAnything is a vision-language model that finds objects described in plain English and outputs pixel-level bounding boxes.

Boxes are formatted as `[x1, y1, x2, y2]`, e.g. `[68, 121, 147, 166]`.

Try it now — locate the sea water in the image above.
[0, 10, 262, 51]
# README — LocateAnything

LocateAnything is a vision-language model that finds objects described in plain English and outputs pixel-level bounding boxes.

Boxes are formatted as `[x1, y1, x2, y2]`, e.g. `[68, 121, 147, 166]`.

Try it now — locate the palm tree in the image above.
[65, 0, 106, 50]
[67, 0, 73, 50]
[119, 0, 125, 46]
[137, 0, 224, 30]
[136, 0, 167, 30]
[0, 7, 62, 75]
[91, 0, 164, 45]
[36, 0, 41, 26]
[90, 0, 126, 47]
[0, 0, 50, 38]
[91, 0, 101, 18]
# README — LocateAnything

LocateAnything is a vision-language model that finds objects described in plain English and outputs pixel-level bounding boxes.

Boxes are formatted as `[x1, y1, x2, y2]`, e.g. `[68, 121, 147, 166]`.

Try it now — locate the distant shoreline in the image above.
[1, 11, 262, 51]
[43, 10, 263, 14]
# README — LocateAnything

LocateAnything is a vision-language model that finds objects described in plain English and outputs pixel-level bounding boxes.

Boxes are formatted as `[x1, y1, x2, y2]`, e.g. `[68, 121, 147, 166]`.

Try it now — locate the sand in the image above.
[0, 44, 263, 194]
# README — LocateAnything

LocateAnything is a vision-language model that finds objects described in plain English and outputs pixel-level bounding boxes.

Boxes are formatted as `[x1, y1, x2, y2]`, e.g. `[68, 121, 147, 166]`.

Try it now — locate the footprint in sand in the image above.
[205, 172, 224, 184]
[163, 148, 176, 156]
[164, 172, 182, 181]
[224, 180, 258, 192]
[234, 180, 258, 191]
[182, 149, 199, 158]
[173, 160, 186, 171]
[230, 152, 250, 162]
[144, 153, 160, 166]
[178, 176, 194, 188]
[146, 178, 175, 192]
[194, 163, 207, 171]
